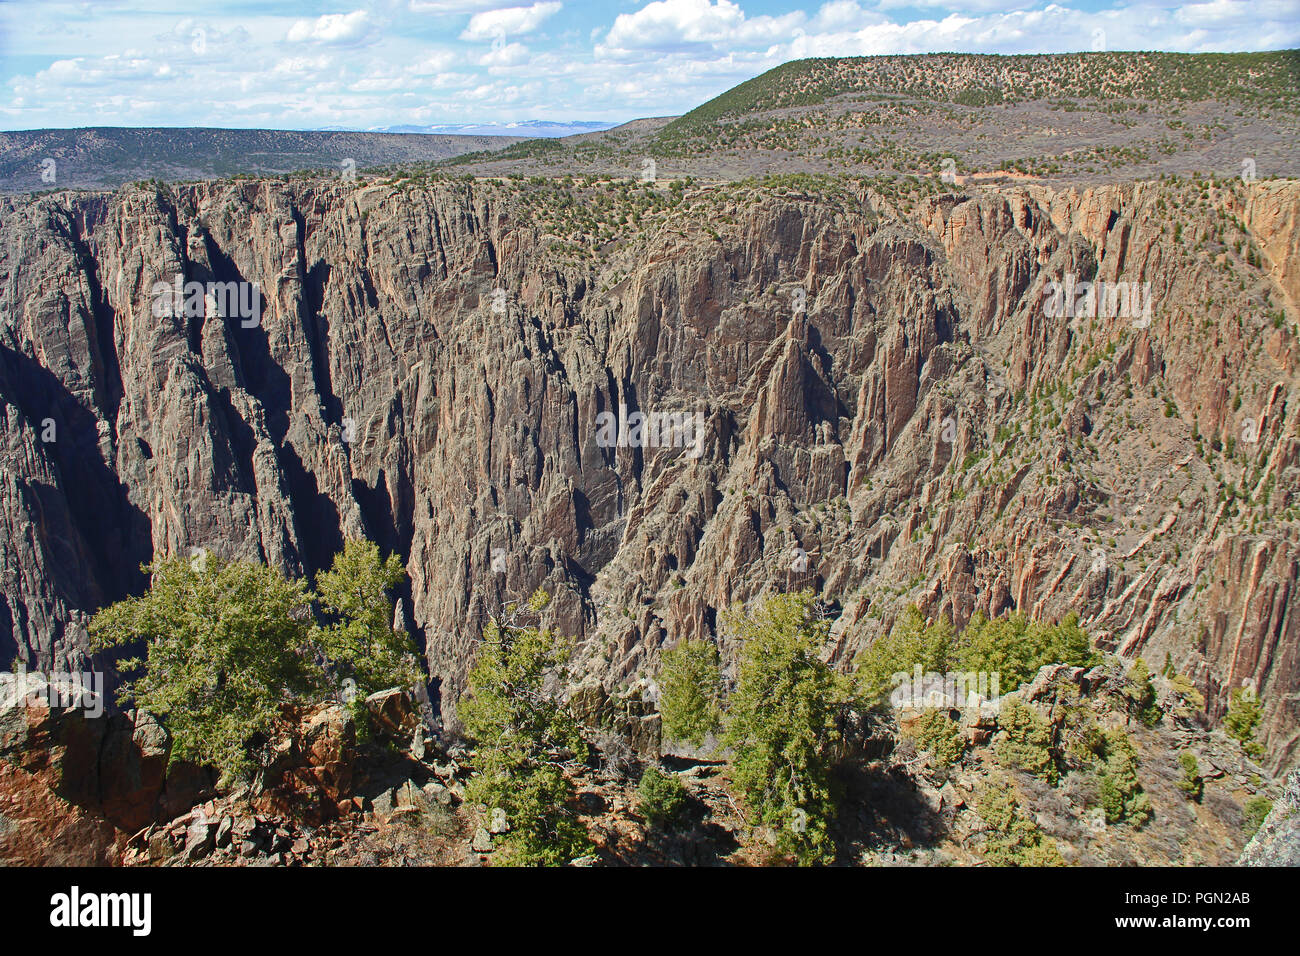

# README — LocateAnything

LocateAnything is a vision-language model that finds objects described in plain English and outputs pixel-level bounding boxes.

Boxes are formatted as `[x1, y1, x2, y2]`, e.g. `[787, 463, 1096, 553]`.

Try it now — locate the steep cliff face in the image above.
[1, 176, 1296, 766]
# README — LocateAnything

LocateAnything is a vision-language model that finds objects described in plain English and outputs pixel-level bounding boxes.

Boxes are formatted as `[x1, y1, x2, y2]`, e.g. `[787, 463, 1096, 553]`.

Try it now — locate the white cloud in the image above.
[600, 0, 804, 55]
[480, 41, 532, 65]
[273, 55, 334, 74]
[409, 52, 459, 74]
[409, 0, 504, 12]
[461, 2, 562, 41]
[287, 11, 375, 46]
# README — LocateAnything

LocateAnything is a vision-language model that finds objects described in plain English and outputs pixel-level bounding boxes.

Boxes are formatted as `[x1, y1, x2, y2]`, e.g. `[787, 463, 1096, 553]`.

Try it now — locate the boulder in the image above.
[365, 689, 419, 738]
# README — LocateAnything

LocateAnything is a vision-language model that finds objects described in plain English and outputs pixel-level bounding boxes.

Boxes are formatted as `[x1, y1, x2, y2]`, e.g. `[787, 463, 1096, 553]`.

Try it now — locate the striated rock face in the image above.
[0, 176, 1297, 768]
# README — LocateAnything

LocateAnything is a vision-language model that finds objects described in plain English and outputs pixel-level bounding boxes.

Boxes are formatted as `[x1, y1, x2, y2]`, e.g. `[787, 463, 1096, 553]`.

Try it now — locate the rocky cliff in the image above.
[1, 173, 1297, 768]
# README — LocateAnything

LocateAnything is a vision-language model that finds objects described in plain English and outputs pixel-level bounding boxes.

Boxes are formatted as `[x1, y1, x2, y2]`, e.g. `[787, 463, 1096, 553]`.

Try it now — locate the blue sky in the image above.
[1, 0, 1297, 130]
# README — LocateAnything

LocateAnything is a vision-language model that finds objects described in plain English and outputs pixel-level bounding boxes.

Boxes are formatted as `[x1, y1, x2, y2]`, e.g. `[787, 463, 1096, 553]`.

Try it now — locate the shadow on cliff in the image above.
[0, 343, 152, 652]
[833, 759, 946, 860]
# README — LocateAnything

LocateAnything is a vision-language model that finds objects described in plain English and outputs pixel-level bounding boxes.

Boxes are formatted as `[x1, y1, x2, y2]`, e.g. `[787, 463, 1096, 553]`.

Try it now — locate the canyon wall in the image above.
[1, 176, 1296, 767]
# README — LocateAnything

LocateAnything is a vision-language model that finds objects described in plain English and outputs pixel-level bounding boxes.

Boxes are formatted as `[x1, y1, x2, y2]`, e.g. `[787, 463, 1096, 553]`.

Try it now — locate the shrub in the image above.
[637, 767, 689, 829]
[90, 555, 317, 784]
[957, 611, 1095, 693]
[994, 697, 1059, 783]
[1122, 658, 1161, 726]
[854, 605, 955, 705]
[1177, 752, 1204, 802]
[1097, 729, 1152, 826]
[976, 777, 1067, 866]
[1224, 688, 1264, 756]
[857, 609, 1095, 707]
[905, 710, 965, 768]
[1243, 795, 1272, 838]
[90, 542, 419, 786]
[1168, 673, 1206, 720]
[311, 540, 421, 705]
[658, 639, 722, 747]
[459, 589, 591, 866]
[724, 591, 857, 865]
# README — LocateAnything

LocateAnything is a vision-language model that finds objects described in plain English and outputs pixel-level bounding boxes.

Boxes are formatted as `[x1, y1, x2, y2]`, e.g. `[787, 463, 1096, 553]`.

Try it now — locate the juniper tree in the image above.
[90, 542, 421, 786]
[723, 591, 857, 865]
[657, 638, 722, 747]
[458, 589, 591, 866]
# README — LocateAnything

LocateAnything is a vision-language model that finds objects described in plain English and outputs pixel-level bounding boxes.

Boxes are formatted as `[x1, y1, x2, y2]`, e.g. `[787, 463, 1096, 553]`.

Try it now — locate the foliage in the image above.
[483, 763, 589, 867]
[1121, 658, 1162, 727]
[637, 767, 690, 830]
[90, 554, 318, 784]
[1167, 673, 1206, 720]
[855, 607, 1094, 709]
[310, 540, 421, 705]
[90, 542, 420, 785]
[459, 589, 591, 866]
[1224, 688, 1264, 757]
[993, 697, 1059, 784]
[854, 605, 955, 705]
[723, 591, 857, 865]
[976, 777, 1067, 867]
[1177, 752, 1204, 802]
[657, 639, 722, 747]
[904, 710, 965, 768]
[1242, 795, 1272, 838]
[1097, 729, 1153, 826]
[956, 611, 1095, 693]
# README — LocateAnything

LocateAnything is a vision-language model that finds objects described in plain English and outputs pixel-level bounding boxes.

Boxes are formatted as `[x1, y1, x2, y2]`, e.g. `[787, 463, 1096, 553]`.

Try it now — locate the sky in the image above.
[0, 0, 1297, 131]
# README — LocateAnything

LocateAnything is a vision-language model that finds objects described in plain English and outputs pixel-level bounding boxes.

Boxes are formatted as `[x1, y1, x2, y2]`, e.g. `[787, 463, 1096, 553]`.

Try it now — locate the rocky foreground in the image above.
[0, 659, 1288, 866]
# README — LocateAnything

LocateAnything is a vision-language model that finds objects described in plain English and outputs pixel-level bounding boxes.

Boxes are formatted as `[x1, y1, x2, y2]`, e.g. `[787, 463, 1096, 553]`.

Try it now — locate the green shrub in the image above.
[1168, 673, 1206, 720]
[90, 541, 419, 785]
[724, 591, 857, 865]
[1243, 795, 1272, 837]
[994, 697, 1059, 783]
[976, 777, 1067, 866]
[1122, 658, 1161, 726]
[855, 609, 1095, 707]
[854, 605, 954, 705]
[905, 710, 965, 768]
[1097, 729, 1152, 826]
[1177, 752, 1204, 802]
[658, 639, 722, 746]
[311, 540, 422, 705]
[459, 589, 592, 866]
[637, 767, 689, 829]
[957, 611, 1095, 693]
[1224, 688, 1264, 756]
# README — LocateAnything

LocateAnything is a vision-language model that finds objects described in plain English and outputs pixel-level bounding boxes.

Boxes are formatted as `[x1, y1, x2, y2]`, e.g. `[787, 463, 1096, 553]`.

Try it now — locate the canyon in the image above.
[1, 168, 1297, 776]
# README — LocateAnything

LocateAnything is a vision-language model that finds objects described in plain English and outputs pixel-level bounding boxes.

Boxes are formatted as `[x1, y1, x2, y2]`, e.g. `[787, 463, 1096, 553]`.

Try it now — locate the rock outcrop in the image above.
[1238, 769, 1300, 866]
[0, 676, 452, 865]
[0, 673, 205, 863]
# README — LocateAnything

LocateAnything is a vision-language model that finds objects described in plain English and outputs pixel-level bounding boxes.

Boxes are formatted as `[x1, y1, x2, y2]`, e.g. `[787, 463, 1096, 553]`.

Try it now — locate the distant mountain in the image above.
[0, 126, 526, 192]
[374, 120, 617, 138]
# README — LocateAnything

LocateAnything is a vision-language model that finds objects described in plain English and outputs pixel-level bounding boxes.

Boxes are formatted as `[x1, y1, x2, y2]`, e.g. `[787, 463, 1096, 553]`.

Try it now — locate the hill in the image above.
[432, 51, 1300, 185]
